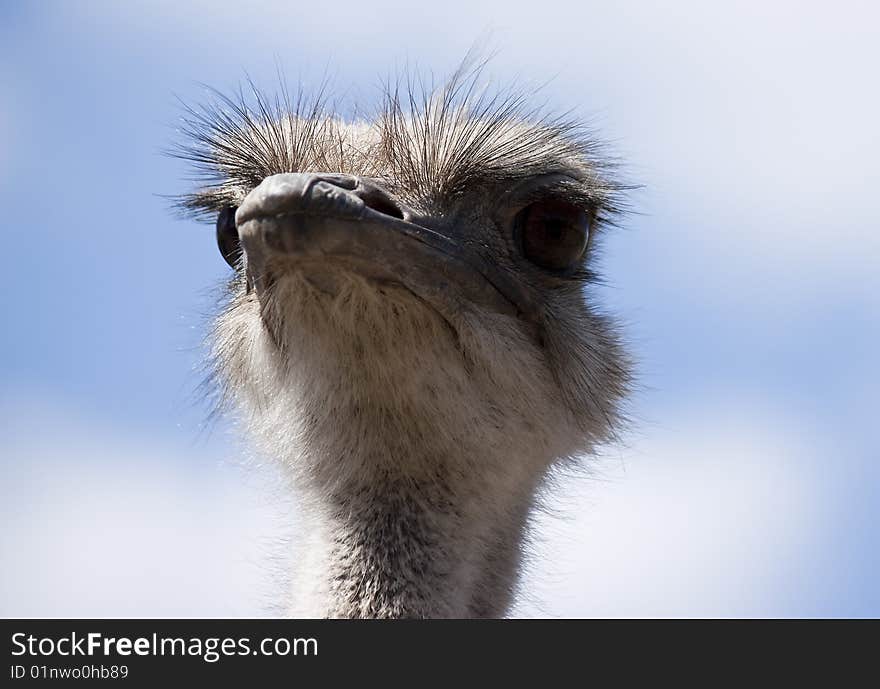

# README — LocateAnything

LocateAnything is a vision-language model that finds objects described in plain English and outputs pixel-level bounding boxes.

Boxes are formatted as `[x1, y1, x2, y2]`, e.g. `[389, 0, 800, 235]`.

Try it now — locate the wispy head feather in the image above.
[170, 59, 627, 222]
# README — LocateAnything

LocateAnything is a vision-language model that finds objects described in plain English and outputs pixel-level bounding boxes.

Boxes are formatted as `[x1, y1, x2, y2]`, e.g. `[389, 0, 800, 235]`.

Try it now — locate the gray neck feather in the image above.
[216, 277, 608, 618]
[290, 445, 534, 619]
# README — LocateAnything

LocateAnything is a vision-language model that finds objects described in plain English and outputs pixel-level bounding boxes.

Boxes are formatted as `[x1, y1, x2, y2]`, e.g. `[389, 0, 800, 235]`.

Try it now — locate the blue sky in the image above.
[1, 1, 878, 616]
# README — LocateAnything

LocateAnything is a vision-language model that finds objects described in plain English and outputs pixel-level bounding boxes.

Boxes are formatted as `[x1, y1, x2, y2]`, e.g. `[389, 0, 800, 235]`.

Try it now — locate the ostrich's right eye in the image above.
[216, 206, 241, 268]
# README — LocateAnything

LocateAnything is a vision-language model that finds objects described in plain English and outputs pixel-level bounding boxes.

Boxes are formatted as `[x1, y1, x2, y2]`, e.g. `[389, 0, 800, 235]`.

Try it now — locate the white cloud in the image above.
[515, 401, 828, 617]
[0, 397, 291, 617]
[1, 395, 832, 617]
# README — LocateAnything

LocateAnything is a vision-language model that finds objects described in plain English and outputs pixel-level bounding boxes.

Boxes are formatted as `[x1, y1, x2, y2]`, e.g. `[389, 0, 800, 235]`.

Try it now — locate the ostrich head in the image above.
[175, 66, 630, 618]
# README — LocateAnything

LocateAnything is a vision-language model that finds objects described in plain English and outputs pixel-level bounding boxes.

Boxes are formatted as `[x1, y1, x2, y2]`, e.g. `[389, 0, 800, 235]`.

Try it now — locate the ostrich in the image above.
[175, 64, 630, 618]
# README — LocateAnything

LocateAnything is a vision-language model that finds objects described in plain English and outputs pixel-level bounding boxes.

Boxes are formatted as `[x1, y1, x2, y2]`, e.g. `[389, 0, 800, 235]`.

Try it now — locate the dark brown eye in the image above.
[216, 206, 241, 268]
[515, 200, 590, 272]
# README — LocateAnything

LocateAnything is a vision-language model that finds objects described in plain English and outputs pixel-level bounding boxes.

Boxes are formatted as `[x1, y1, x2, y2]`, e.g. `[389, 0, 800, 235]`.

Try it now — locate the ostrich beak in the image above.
[234, 173, 535, 320]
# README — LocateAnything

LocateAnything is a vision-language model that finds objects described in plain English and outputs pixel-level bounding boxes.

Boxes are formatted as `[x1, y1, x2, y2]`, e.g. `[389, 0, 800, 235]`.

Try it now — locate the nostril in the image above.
[360, 190, 405, 220]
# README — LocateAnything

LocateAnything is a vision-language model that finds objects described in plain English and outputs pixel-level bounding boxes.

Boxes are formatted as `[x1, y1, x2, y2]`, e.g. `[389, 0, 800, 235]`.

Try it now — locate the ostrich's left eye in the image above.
[216, 206, 241, 268]
[515, 200, 591, 272]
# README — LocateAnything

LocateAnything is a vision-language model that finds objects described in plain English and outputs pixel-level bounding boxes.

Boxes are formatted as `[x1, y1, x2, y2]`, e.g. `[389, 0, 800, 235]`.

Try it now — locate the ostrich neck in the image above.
[287, 419, 537, 619]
